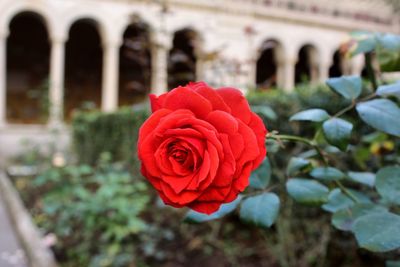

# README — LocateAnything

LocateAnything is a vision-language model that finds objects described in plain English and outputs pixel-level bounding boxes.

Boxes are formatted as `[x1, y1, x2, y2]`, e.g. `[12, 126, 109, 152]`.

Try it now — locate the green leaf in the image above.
[251, 106, 277, 121]
[249, 158, 271, 190]
[350, 33, 377, 56]
[386, 261, 400, 267]
[286, 178, 329, 205]
[326, 75, 362, 100]
[322, 118, 353, 151]
[348, 189, 372, 204]
[286, 157, 311, 176]
[332, 204, 388, 231]
[377, 34, 400, 51]
[376, 166, 400, 205]
[289, 109, 330, 122]
[356, 99, 400, 137]
[322, 189, 354, 213]
[377, 82, 400, 101]
[347, 171, 375, 187]
[377, 34, 400, 72]
[184, 196, 242, 223]
[239, 192, 280, 228]
[353, 212, 400, 252]
[310, 167, 345, 181]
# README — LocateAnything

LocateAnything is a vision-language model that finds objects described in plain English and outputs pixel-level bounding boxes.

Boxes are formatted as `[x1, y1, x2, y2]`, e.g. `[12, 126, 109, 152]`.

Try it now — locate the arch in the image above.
[168, 27, 200, 90]
[0, 1, 56, 39]
[118, 15, 152, 106]
[256, 39, 283, 90]
[329, 49, 344, 78]
[6, 11, 50, 124]
[64, 18, 103, 120]
[63, 11, 109, 45]
[295, 44, 319, 85]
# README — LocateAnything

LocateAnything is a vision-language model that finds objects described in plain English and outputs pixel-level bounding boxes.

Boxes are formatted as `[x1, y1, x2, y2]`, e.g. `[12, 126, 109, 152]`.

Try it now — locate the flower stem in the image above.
[267, 133, 328, 165]
[334, 180, 359, 203]
[267, 132, 359, 203]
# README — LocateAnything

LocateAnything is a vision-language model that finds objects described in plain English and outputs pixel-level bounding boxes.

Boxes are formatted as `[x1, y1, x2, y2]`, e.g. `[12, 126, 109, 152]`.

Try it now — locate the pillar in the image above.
[0, 31, 7, 126]
[351, 54, 365, 76]
[101, 41, 120, 112]
[318, 61, 331, 84]
[319, 51, 332, 83]
[151, 31, 172, 95]
[48, 37, 66, 126]
[278, 56, 296, 92]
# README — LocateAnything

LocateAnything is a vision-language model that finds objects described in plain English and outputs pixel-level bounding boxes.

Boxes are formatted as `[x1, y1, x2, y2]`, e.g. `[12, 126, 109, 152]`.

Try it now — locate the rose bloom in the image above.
[138, 82, 267, 214]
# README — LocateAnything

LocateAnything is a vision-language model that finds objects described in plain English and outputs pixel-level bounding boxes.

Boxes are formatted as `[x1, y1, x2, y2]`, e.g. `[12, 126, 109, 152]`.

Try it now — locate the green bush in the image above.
[30, 156, 149, 267]
[72, 107, 149, 166]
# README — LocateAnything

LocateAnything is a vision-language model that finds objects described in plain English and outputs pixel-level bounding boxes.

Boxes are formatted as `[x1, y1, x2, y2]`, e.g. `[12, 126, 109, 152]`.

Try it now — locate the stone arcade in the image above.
[0, 0, 398, 160]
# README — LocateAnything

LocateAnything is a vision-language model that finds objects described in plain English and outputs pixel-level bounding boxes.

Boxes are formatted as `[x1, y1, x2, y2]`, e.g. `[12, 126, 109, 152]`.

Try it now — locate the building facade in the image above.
[0, 0, 398, 160]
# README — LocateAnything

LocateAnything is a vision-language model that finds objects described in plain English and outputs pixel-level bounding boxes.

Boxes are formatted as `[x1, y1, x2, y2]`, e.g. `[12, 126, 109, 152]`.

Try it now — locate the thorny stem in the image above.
[267, 132, 359, 203]
[267, 132, 328, 165]
[333, 93, 376, 118]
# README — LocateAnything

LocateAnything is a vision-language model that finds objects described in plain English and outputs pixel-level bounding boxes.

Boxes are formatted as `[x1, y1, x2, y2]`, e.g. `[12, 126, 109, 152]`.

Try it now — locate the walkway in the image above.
[0, 192, 28, 267]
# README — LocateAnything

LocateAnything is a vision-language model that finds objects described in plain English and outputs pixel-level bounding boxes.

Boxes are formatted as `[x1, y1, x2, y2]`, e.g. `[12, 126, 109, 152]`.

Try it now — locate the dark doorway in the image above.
[119, 18, 151, 106]
[329, 50, 343, 78]
[256, 40, 280, 90]
[295, 45, 317, 85]
[6, 12, 50, 124]
[168, 28, 198, 90]
[64, 19, 102, 120]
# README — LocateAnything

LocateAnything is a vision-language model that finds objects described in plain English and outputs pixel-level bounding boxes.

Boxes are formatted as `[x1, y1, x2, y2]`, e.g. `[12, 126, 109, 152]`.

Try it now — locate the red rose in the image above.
[138, 82, 267, 214]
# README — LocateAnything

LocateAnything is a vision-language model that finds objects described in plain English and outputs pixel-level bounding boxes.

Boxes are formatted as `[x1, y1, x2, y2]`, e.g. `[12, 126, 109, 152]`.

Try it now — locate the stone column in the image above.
[351, 54, 365, 76]
[318, 61, 331, 84]
[101, 41, 120, 112]
[319, 51, 332, 84]
[0, 32, 7, 127]
[278, 56, 296, 92]
[48, 37, 66, 126]
[151, 31, 172, 95]
[247, 52, 257, 90]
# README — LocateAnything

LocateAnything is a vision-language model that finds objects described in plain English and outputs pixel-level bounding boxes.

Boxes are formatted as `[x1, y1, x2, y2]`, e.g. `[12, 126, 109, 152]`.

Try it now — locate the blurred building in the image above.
[0, 0, 398, 159]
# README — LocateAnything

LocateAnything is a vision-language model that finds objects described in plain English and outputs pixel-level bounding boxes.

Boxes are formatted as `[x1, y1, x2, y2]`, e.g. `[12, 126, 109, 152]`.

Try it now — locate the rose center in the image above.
[167, 142, 195, 170]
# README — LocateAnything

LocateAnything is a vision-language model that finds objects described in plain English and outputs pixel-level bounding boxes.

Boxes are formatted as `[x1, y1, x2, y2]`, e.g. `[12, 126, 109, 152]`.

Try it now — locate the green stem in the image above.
[333, 93, 376, 118]
[268, 133, 328, 165]
[335, 180, 359, 203]
[268, 133, 359, 203]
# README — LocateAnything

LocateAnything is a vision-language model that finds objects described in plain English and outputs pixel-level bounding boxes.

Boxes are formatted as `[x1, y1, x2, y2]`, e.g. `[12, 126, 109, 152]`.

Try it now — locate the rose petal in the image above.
[236, 120, 260, 164]
[196, 185, 231, 202]
[161, 172, 195, 194]
[248, 112, 267, 169]
[212, 134, 235, 187]
[163, 87, 213, 119]
[206, 110, 238, 135]
[189, 82, 231, 112]
[149, 94, 167, 112]
[138, 108, 172, 145]
[217, 87, 252, 124]
[188, 201, 222, 215]
[233, 161, 253, 192]
[160, 181, 201, 205]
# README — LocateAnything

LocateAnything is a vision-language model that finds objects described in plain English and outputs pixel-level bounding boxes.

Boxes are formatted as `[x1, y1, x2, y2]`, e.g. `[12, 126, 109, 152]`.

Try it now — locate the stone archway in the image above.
[168, 28, 198, 90]
[256, 39, 282, 90]
[295, 44, 318, 85]
[6, 11, 50, 124]
[329, 49, 343, 78]
[64, 19, 102, 120]
[118, 16, 152, 106]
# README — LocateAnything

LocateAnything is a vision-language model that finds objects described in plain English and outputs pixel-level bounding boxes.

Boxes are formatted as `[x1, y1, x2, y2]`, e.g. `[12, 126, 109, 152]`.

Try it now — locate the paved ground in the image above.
[0, 194, 28, 267]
